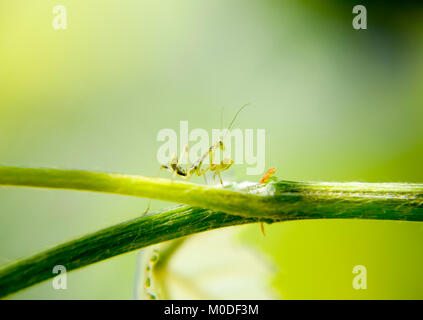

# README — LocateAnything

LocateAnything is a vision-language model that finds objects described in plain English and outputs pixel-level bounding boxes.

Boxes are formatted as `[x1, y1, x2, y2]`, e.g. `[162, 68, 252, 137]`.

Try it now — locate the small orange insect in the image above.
[259, 168, 276, 184]
[259, 168, 276, 236]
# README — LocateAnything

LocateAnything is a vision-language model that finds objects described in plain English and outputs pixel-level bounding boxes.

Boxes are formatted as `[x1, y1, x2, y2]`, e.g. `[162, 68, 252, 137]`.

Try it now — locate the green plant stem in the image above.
[0, 206, 263, 298]
[1, 166, 423, 298]
[1, 166, 423, 220]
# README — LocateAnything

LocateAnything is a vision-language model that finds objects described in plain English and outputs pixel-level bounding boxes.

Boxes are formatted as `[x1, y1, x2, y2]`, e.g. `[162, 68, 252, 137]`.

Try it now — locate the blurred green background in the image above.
[1, 0, 423, 299]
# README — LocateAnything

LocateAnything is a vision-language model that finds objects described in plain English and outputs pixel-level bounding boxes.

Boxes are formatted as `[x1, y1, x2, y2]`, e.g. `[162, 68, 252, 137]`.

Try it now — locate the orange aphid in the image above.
[258, 167, 276, 236]
[259, 168, 276, 184]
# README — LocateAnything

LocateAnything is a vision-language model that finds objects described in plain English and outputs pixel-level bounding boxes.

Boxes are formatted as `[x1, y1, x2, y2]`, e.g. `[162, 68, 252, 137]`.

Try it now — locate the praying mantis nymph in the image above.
[160, 104, 249, 186]
[142, 104, 248, 216]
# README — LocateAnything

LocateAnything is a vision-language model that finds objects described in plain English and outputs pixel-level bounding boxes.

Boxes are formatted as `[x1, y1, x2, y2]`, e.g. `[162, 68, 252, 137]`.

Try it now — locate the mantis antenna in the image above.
[222, 103, 249, 141]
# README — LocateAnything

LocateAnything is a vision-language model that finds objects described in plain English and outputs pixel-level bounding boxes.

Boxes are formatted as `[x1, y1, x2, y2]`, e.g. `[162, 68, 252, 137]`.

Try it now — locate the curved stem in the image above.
[1, 166, 423, 298]
[1, 166, 423, 220]
[0, 206, 263, 298]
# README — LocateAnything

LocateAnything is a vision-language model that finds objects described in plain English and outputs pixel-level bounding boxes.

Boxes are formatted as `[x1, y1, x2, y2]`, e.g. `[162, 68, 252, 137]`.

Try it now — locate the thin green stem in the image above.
[1, 166, 423, 298]
[1, 166, 423, 220]
[0, 206, 263, 298]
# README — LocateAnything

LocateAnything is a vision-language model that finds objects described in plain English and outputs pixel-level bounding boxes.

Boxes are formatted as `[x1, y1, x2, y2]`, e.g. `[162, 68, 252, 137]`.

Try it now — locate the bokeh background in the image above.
[1, 0, 423, 299]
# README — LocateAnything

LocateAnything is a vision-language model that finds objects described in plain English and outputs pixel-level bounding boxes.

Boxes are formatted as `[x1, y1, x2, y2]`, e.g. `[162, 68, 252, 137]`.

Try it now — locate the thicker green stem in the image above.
[1, 166, 423, 298]
[1, 166, 423, 220]
[0, 206, 263, 298]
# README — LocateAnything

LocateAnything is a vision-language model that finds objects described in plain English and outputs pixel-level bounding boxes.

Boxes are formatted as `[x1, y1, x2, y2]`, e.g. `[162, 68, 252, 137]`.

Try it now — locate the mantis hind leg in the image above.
[260, 221, 266, 236]
[216, 171, 223, 186]
[142, 199, 152, 217]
